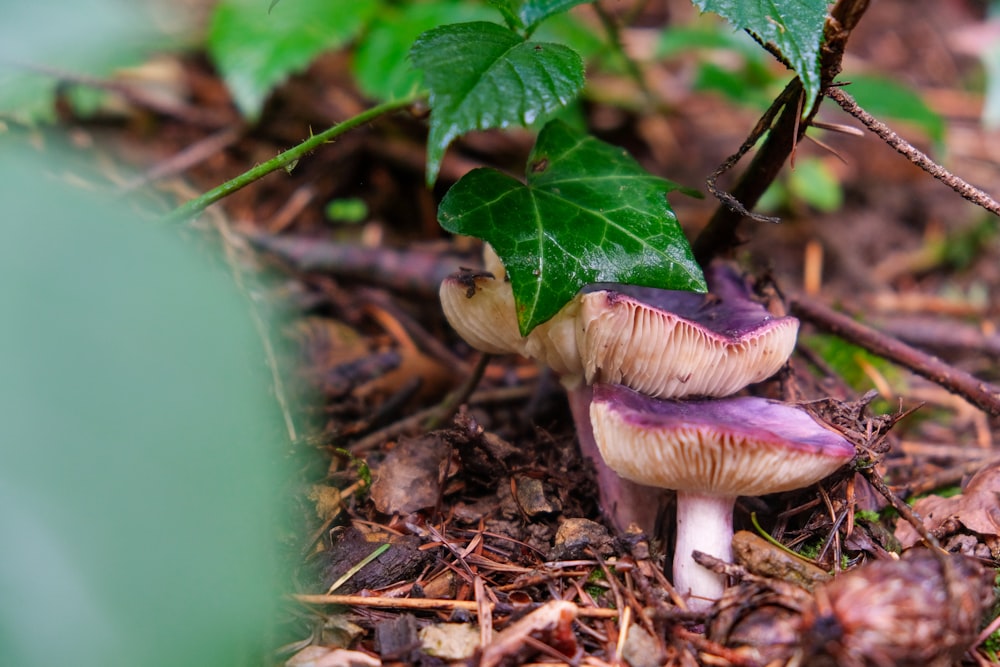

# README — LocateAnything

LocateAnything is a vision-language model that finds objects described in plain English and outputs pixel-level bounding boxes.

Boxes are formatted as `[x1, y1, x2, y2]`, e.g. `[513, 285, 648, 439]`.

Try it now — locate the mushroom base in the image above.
[673, 492, 735, 610]
[567, 385, 666, 537]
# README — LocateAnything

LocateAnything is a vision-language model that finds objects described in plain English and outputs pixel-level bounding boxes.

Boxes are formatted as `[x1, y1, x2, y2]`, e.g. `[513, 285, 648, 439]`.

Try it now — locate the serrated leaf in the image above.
[487, 0, 523, 31]
[519, 0, 590, 33]
[692, 0, 829, 107]
[439, 120, 706, 335]
[208, 0, 378, 120]
[353, 1, 497, 102]
[410, 21, 584, 185]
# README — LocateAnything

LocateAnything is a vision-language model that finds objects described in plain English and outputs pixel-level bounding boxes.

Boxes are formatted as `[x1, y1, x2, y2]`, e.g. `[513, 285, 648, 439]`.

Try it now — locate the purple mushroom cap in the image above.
[590, 383, 855, 497]
[589, 383, 855, 608]
[579, 263, 800, 398]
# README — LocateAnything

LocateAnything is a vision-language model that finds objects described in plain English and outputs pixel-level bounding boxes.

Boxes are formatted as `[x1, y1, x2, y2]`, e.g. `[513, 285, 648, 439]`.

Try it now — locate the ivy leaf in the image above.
[692, 0, 829, 107]
[518, 0, 591, 34]
[410, 21, 584, 185]
[439, 120, 706, 335]
[208, 0, 378, 120]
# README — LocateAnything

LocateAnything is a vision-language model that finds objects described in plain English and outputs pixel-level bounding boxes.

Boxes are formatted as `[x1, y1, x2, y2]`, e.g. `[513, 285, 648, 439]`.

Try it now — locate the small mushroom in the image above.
[589, 383, 855, 609]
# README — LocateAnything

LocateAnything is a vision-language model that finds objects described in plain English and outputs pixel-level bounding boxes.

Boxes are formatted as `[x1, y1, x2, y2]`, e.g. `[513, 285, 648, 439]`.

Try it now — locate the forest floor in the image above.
[25, 0, 1000, 664]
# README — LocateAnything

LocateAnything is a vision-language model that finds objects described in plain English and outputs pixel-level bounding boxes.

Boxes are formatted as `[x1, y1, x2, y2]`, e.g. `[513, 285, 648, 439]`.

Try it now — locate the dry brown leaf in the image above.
[896, 460, 1000, 548]
[369, 435, 450, 515]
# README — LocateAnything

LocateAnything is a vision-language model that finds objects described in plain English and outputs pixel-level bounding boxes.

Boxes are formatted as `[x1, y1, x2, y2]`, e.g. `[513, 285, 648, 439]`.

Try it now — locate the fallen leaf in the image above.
[370, 435, 450, 515]
[419, 623, 482, 660]
[285, 646, 380, 667]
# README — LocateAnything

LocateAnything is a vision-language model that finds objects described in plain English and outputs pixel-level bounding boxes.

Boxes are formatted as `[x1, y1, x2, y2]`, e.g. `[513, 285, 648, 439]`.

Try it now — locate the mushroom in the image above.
[440, 247, 800, 535]
[577, 265, 799, 398]
[589, 383, 855, 608]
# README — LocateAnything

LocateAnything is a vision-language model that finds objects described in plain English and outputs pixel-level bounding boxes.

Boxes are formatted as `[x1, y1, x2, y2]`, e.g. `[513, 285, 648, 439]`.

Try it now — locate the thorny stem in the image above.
[161, 95, 422, 223]
[826, 86, 1000, 217]
[791, 294, 1000, 416]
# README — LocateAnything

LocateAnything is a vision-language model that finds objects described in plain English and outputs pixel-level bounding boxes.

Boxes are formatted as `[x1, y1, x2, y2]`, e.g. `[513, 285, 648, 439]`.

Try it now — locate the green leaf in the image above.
[353, 1, 497, 102]
[692, 0, 829, 107]
[518, 0, 590, 33]
[0, 143, 290, 667]
[844, 74, 946, 147]
[208, 0, 378, 120]
[410, 21, 585, 185]
[487, 0, 523, 31]
[439, 120, 706, 335]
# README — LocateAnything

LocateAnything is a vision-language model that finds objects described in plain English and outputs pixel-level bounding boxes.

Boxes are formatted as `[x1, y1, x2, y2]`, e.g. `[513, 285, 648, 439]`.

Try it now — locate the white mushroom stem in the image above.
[566, 385, 665, 537]
[672, 492, 735, 610]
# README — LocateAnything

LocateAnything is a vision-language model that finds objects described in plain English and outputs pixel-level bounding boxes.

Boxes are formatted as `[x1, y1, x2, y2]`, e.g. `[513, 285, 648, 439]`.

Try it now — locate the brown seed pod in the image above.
[801, 549, 995, 667]
[709, 577, 813, 666]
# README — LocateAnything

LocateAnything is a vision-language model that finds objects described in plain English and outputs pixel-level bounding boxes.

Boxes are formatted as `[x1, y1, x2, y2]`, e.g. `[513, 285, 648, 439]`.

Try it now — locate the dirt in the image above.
[17, 0, 1000, 664]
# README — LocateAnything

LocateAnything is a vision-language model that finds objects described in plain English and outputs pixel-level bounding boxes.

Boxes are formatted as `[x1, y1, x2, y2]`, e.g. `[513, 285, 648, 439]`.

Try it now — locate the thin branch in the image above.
[702, 79, 799, 227]
[161, 95, 421, 223]
[826, 86, 1000, 217]
[291, 593, 620, 618]
[790, 294, 1000, 416]
[692, 0, 871, 264]
[857, 466, 945, 553]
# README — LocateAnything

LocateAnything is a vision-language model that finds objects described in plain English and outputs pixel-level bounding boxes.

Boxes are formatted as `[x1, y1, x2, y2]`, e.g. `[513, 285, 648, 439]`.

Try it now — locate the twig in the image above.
[291, 593, 620, 618]
[791, 295, 1000, 416]
[592, 2, 652, 102]
[162, 95, 421, 223]
[424, 353, 490, 430]
[826, 86, 1000, 217]
[692, 0, 871, 264]
[857, 467, 945, 553]
[702, 79, 798, 227]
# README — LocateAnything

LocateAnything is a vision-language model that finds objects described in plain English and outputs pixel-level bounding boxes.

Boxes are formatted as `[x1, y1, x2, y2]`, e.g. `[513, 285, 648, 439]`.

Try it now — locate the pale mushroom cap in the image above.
[440, 271, 526, 356]
[579, 264, 799, 398]
[440, 250, 584, 378]
[589, 384, 855, 497]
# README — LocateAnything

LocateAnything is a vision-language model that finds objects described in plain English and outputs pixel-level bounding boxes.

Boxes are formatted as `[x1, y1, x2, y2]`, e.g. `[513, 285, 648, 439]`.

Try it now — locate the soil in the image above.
[18, 0, 1000, 664]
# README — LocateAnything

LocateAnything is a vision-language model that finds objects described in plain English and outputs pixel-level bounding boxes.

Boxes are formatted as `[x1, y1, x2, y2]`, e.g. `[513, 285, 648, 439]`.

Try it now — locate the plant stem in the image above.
[161, 95, 423, 224]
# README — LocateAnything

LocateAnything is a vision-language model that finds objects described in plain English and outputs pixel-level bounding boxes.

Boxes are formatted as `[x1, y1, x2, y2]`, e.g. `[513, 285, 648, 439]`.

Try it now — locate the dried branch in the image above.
[790, 295, 1000, 416]
[291, 593, 620, 618]
[826, 86, 1000, 217]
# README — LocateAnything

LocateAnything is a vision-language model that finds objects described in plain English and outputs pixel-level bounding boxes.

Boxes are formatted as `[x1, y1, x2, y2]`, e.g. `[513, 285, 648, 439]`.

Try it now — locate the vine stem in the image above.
[161, 94, 423, 223]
